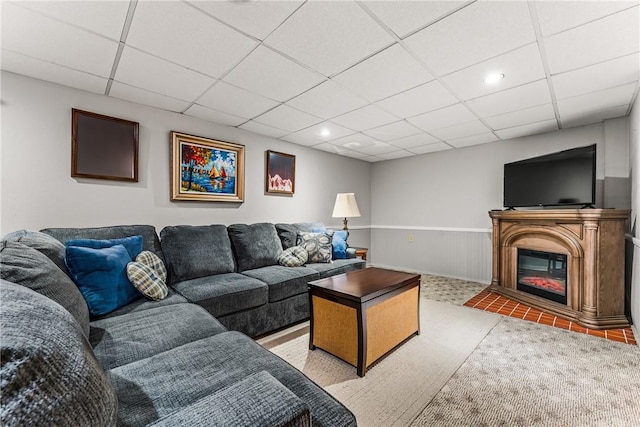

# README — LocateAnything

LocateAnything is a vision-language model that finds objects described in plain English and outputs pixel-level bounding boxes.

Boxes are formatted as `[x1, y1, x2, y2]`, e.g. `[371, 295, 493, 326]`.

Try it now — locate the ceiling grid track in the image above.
[105, 0, 138, 96]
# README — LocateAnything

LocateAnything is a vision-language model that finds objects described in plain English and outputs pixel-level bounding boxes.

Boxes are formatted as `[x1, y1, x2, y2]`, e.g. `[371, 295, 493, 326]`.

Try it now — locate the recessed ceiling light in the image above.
[484, 73, 505, 84]
[321, 128, 331, 138]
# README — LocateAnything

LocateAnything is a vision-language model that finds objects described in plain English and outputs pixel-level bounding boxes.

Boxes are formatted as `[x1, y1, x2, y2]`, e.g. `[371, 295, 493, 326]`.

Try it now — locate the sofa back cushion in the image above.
[0, 280, 118, 426]
[41, 224, 164, 264]
[2, 229, 69, 275]
[160, 225, 235, 284]
[0, 240, 90, 337]
[228, 223, 283, 272]
[275, 222, 325, 249]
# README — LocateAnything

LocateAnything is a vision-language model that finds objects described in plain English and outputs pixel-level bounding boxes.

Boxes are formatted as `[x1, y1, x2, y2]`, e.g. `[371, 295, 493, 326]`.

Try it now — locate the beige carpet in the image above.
[260, 298, 501, 427]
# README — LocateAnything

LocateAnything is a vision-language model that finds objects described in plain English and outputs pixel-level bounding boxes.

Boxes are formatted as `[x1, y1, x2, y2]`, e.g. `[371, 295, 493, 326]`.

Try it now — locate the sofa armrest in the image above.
[149, 371, 311, 427]
[346, 247, 357, 259]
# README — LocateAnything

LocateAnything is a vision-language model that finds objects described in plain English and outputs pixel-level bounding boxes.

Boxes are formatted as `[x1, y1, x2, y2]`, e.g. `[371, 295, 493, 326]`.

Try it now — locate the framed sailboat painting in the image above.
[170, 132, 245, 202]
[266, 150, 295, 195]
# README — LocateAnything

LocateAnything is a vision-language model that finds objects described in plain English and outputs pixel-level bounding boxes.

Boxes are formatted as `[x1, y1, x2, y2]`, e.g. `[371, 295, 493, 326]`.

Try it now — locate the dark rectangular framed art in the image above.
[71, 109, 139, 182]
[171, 132, 245, 202]
[266, 150, 295, 195]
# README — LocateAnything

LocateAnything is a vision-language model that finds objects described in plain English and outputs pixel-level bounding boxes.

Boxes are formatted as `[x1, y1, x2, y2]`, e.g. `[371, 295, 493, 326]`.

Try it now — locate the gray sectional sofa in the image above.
[0, 222, 365, 426]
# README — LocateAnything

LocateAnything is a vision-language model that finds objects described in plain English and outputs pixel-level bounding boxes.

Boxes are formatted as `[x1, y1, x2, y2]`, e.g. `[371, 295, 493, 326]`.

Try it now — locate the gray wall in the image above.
[0, 71, 371, 248]
[369, 118, 631, 283]
[629, 93, 639, 335]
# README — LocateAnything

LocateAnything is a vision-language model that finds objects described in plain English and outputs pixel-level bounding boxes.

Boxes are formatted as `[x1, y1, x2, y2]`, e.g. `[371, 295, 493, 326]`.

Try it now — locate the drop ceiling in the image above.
[2, 0, 639, 162]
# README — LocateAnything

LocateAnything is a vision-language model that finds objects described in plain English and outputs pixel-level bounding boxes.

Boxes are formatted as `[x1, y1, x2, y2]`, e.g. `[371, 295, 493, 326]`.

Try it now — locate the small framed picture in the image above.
[266, 150, 295, 195]
[170, 132, 245, 202]
[71, 109, 139, 182]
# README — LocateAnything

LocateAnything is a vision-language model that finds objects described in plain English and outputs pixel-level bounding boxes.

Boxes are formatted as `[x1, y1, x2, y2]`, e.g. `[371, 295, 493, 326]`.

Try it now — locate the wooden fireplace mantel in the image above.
[489, 208, 630, 329]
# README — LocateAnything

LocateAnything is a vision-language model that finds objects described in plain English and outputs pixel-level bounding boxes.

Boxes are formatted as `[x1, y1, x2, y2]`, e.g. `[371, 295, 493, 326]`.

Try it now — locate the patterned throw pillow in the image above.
[297, 231, 332, 263]
[135, 251, 167, 282]
[126, 262, 168, 301]
[278, 246, 309, 267]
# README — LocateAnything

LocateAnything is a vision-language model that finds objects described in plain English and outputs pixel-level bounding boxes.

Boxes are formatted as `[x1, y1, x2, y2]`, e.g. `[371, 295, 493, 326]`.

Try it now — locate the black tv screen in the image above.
[503, 144, 596, 208]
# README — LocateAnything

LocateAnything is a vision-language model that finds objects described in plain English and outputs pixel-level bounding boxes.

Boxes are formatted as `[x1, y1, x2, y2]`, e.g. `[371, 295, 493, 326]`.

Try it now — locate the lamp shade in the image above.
[332, 193, 361, 218]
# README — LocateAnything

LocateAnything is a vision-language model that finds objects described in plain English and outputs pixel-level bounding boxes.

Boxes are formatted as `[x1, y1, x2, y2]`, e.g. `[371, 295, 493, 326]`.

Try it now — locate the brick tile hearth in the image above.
[464, 289, 637, 345]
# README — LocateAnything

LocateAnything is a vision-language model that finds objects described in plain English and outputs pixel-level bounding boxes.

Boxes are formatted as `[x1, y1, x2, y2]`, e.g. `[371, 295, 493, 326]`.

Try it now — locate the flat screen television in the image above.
[503, 144, 596, 209]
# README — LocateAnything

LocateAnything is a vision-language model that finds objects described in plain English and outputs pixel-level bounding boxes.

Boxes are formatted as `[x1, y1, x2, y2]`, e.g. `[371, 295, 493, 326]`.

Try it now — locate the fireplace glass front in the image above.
[517, 249, 567, 305]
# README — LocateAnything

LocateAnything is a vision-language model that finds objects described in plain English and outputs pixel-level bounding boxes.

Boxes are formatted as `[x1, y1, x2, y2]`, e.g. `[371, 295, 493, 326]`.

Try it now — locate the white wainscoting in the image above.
[369, 226, 493, 284]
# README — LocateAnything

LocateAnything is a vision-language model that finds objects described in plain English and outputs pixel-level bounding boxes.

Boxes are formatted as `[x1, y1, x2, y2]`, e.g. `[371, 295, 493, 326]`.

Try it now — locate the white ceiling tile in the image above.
[127, 1, 256, 78]
[534, 1, 637, 37]
[561, 105, 630, 129]
[197, 82, 279, 119]
[363, 120, 423, 141]
[223, 46, 324, 102]
[286, 80, 368, 119]
[376, 150, 415, 160]
[284, 122, 356, 144]
[362, 0, 468, 38]
[408, 103, 477, 132]
[466, 80, 552, 117]
[332, 44, 433, 102]
[183, 104, 246, 127]
[331, 105, 398, 131]
[1, 2, 118, 77]
[264, 1, 394, 76]
[352, 142, 398, 156]
[429, 120, 491, 141]
[115, 47, 214, 101]
[377, 80, 459, 118]
[544, 6, 640, 74]
[552, 53, 640, 100]
[110, 82, 190, 113]
[556, 83, 637, 117]
[280, 133, 320, 147]
[331, 134, 382, 150]
[1, 49, 107, 94]
[494, 119, 559, 140]
[361, 155, 385, 162]
[17, 0, 129, 40]
[388, 133, 440, 149]
[336, 149, 370, 159]
[447, 132, 498, 148]
[239, 121, 289, 139]
[483, 104, 556, 130]
[187, 1, 303, 40]
[442, 43, 546, 100]
[404, 1, 536, 76]
[254, 104, 322, 133]
[407, 142, 453, 155]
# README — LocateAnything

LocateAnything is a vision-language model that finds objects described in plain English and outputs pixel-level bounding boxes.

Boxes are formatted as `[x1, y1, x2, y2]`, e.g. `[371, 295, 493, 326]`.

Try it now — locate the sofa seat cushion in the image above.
[172, 272, 267, 317]
[90, 303, 226, 370]
[1, 280, 118, 426]
[228, 223, 283, 272]
[107, 331, 356, 427]
[160, 225, 235, 284]
[306, 258, 366, 279]
[241, 265, 319, 303]
[96, 288, 187, 319]
[148, 371, 311, 427]
[0, 240, 91, 337]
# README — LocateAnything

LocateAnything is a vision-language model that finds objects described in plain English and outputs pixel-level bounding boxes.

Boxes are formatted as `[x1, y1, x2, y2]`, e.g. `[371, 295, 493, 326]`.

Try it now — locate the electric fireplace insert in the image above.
[517, 248, 567, 305]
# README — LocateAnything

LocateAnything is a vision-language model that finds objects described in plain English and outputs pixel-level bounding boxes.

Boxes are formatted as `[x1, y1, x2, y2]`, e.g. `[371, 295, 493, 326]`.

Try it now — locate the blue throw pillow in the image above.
[66, 235, 143, 259]
[332, 230, 348, 260]
[65, 244, 141, 316]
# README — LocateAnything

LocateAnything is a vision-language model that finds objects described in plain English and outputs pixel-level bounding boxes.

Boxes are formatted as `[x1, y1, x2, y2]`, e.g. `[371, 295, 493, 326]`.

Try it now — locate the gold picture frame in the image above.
[170, 132, 245, 202]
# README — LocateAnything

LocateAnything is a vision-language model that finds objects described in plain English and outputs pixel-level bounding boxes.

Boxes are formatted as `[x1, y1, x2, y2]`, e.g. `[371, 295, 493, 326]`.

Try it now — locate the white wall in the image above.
[369, 120, 630, 283]
[0, 72, 371, 247]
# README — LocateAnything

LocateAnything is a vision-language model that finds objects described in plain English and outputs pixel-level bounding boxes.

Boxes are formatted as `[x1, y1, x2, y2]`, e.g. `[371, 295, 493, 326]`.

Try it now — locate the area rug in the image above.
[411, 315, 640, 426]
[464, 289, 637, 345]
[260, 298, 501, 427]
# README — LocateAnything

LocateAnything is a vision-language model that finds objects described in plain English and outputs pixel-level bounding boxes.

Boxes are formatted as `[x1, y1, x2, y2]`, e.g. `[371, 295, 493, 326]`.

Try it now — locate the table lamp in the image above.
[332, 193, 361, 231]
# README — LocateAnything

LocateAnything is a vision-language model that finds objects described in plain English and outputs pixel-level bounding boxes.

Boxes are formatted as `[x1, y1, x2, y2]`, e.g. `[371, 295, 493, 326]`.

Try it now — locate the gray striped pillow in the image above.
[126, 262, 168, 301]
